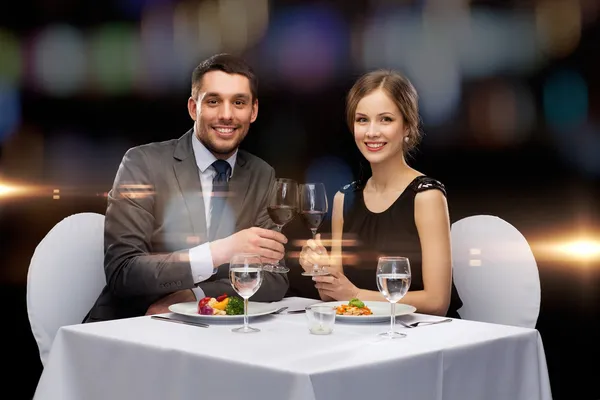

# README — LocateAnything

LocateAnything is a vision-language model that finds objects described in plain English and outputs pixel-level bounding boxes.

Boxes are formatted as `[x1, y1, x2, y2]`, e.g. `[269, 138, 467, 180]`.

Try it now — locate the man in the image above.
[84, 53, 289, 322]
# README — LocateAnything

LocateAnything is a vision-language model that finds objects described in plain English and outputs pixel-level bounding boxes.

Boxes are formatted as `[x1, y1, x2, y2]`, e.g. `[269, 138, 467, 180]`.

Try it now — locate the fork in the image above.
[397, 318, 452, 328]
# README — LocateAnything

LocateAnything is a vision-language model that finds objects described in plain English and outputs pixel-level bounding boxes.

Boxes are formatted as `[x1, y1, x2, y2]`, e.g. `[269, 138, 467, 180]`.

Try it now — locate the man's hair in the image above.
[191, 53, 258, 101]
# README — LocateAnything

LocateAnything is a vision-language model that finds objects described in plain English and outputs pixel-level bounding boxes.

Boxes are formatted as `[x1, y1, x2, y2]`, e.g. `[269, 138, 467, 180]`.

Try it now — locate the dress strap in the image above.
[339, 181, 363, 220]
[409, 176, 446, 197]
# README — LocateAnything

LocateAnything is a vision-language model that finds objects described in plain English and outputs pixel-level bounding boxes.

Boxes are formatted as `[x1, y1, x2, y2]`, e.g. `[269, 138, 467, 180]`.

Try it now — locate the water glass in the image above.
[376, 256, 411, 339]
[305, 305, 336, 335]
[229, 253, 263, 333]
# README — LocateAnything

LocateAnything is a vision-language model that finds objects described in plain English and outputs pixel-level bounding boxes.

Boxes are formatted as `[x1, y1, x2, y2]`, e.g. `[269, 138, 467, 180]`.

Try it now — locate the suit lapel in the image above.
[173, 130, 207, 241]
[215, 152, 251, 239]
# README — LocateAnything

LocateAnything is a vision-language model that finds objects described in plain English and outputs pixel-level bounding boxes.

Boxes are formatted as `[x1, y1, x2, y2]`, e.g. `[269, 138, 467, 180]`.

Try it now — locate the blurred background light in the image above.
[543, 69, 588, 130]
[117, 0, 175, 19]
[89, 23, 139, 95]
[536, 0, 582, 58]
[458, 10, 543, 78]
[31, 24, 87, 96]
[139, 2, 177, 94]
[0, 29, 22, 86]
[0, 82, 21, 143]
[468, 79, 535, 148]
[261, 5, 347, 92]
[173, 0, 269, 90]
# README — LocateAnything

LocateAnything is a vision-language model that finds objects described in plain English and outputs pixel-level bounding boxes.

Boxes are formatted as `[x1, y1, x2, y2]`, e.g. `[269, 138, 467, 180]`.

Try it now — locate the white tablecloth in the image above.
[34, 297, 552, 400]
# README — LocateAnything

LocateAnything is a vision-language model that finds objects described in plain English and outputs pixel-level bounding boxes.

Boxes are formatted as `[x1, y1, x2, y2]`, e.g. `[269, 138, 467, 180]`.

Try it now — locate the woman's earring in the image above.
[404, 136, 409, 143]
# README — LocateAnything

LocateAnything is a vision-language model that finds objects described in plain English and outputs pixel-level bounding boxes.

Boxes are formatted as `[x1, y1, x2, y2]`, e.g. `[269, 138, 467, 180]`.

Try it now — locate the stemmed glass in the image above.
[229, 253, 264, 333]
[264, 178, 298, 273]
[299, 183, 329, 276]
[376, 256, 411, 339]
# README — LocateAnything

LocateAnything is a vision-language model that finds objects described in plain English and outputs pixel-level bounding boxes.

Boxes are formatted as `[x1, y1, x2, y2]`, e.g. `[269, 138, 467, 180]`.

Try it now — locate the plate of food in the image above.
[168, 293, 280, 320]
[322, 298, 416, 323]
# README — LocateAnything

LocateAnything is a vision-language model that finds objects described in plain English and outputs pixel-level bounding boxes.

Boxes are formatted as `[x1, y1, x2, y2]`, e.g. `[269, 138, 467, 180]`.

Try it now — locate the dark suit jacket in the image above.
[84, 129, 289, 322]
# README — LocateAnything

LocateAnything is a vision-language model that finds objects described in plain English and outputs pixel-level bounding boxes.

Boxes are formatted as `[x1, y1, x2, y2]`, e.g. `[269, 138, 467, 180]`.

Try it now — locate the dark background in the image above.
[1, 0, 599, 398]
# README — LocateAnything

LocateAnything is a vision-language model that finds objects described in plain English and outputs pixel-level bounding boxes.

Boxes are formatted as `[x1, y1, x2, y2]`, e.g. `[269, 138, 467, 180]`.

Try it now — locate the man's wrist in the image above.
[209, 239, 228, 268]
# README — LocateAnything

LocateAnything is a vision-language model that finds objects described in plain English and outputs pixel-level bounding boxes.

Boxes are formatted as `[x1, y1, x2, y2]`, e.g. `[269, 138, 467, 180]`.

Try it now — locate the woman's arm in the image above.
[352, 189, 452, 315]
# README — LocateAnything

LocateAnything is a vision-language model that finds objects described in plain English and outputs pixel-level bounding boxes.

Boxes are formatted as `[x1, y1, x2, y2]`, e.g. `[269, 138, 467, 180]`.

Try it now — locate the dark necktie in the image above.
[209, 160, 231, 240]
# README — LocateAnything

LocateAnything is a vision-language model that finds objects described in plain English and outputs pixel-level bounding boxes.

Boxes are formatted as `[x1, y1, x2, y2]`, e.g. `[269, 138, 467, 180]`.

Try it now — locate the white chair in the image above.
[26, 212, 106, 366]
[451, 215, 541, 328]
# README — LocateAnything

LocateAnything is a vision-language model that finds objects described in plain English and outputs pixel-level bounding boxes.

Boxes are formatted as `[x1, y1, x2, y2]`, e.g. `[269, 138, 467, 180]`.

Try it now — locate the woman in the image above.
[299, 70, 462, 317]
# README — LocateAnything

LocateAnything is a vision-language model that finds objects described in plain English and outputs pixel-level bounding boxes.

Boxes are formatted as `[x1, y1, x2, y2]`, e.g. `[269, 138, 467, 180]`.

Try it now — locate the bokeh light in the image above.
[0, 82, 21, 143]
[261, 5, 347, 92]
[31, 24, 87, 96]
[0, 29, 22, 86]
[536, 0, 582, 58]
[89, 23, 139, 95]
[543, 69, 588, 130]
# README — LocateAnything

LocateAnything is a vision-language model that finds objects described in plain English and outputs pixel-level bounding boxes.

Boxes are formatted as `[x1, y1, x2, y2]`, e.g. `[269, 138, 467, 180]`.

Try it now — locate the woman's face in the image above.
[353, 89, 408, 164]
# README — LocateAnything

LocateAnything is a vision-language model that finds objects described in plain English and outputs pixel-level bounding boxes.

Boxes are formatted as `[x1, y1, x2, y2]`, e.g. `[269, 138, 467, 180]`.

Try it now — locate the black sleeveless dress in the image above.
[340, 175, 462, 318]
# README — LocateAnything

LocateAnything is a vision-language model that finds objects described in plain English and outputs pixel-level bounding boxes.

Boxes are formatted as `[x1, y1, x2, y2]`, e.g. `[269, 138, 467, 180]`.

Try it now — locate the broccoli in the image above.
[349, 298, 365, 308]
[225, 296, 244, 315]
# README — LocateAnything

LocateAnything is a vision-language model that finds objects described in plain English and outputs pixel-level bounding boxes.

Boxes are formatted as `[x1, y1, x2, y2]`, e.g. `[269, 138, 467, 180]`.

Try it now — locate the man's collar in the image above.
[192, 125, 237, 175]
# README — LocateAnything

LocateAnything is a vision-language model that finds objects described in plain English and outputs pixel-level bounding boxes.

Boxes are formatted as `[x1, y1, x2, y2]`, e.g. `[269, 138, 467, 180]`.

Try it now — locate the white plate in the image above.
[319, 301, 416, 323]
[168, 301, 280, 320]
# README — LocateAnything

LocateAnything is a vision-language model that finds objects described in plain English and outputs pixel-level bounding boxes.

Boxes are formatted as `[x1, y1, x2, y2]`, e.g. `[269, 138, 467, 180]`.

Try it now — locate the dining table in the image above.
[33, 296, 552, 400]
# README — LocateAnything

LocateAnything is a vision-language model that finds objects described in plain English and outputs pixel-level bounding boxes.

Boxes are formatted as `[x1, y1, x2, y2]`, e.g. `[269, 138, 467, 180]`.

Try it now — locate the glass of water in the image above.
[229, 253, 263, 333]
[305, 305, 336, 335]
[376, 256, 411, 339]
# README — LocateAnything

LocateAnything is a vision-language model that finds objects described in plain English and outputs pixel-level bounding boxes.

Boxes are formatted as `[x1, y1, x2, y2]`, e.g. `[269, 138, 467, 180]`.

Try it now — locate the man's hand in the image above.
[145, 289, 196, 315]
[210, 227, 288, 267]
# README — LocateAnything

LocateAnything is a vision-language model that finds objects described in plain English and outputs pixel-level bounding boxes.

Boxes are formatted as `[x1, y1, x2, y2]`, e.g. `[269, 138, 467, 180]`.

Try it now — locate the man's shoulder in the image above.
[121, 138, 180, 166]
[238, 149, 274, 173]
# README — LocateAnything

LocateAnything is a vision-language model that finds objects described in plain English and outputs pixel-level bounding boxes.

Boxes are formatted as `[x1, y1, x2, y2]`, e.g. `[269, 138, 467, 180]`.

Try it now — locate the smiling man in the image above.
[84, 54, 289, 322]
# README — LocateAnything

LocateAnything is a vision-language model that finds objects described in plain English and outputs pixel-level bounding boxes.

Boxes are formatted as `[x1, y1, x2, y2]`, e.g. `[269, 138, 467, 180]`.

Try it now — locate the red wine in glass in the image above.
[299, 183, 329, 276]
[264, 179, 298, 273]
[300, 210, 326, 232]
[268, 205, 297, 226]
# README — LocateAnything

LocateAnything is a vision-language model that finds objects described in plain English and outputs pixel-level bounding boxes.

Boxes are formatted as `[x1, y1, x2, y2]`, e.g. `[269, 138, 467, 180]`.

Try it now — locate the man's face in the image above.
[187, 70, 258, 159]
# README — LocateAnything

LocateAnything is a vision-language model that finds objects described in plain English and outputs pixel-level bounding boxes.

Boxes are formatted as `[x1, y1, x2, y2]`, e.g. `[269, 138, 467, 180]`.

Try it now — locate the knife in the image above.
[151, 315, 209, 328]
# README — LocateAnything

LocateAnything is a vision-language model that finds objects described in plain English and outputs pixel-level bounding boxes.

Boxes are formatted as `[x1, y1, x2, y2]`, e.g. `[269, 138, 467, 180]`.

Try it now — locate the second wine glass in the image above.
[264, 178, 298, 273]
[299, 183, 329, 277]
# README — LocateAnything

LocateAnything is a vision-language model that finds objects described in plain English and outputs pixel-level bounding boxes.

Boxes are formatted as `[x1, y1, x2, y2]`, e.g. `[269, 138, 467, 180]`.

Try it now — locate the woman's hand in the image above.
[312, 269, 360, 301]
[299, 234, 330, 273]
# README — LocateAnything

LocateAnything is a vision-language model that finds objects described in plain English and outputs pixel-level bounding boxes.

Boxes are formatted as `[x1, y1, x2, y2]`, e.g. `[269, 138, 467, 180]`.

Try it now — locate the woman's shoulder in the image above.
[408, 176, 446, 197]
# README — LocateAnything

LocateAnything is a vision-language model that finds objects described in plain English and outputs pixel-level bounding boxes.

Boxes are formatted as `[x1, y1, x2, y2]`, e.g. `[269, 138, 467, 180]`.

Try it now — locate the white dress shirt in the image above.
[189, 130, 237, 300]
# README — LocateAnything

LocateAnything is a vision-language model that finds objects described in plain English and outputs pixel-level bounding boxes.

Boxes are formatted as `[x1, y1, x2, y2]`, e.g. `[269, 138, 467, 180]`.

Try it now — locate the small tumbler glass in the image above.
[305, 305, 336, 335]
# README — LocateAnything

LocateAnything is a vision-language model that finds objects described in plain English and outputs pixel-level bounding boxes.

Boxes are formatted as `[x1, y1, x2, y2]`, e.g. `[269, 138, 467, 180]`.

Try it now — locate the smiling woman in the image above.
[298, 69, 463, 318]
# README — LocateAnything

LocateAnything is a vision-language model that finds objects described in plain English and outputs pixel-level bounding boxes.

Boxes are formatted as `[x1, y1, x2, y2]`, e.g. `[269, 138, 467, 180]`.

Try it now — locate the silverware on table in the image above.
[398, 318, 452, 328]
[286, 309, 307, 314]
[151, 315, 209, 328]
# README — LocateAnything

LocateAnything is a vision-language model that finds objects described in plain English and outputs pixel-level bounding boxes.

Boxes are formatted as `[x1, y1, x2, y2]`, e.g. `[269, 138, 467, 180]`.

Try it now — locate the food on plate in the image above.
[336, 298, 373, 316]
[197, 294, 244, 315]
[224, 296, 244, 315]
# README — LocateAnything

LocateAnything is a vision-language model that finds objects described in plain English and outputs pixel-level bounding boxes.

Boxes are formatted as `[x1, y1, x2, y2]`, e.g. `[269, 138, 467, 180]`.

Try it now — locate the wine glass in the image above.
[299, 183, 329, 277]
[264, 178, 298, 273]
[376, 256, 411, 339]
[229, 253, 264, 333]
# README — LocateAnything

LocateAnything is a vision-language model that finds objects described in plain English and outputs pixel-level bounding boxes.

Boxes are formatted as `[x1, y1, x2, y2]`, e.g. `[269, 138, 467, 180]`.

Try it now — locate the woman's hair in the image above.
[346, 69, 421, 154]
